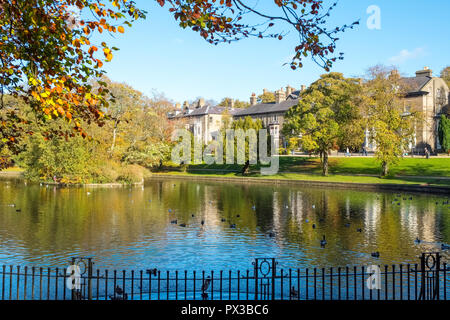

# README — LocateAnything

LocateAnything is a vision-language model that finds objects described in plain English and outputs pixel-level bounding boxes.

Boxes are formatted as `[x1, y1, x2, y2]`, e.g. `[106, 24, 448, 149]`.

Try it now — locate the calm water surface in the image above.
[0, 176, 449, 271]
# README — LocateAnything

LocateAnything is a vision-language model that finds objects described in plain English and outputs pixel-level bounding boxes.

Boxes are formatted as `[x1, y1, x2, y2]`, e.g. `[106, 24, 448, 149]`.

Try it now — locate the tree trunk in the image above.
[110, 124, 117, 158]
[382, 161, 389, 176]
[322, 152, 329, 176]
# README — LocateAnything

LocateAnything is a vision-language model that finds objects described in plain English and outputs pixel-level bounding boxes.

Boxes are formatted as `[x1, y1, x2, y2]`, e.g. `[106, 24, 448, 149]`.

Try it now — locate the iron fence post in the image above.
[419, 252, 441, 300]
[253, 259, 259, 300]
[87, 258, 93, 300]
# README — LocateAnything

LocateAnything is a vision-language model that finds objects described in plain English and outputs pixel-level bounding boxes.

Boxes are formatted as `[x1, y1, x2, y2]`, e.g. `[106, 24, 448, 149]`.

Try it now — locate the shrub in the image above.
[117, 164, 148, 184]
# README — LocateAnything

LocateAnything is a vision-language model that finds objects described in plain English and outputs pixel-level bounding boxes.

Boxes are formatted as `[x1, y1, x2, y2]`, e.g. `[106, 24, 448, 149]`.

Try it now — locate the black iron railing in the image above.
[0, 253, 448, 301]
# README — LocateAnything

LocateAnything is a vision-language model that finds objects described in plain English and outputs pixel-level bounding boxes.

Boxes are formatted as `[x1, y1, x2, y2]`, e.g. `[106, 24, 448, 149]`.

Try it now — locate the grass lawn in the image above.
[158, 156, 450, 187]
[325, 157, 450, 177]
[164, 156, 450, 177]
[153, 171, 450, 187]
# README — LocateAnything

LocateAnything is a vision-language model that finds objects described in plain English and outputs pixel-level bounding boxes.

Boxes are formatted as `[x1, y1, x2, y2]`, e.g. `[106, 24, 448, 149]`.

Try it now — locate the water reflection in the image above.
[0, 176, 449, 271]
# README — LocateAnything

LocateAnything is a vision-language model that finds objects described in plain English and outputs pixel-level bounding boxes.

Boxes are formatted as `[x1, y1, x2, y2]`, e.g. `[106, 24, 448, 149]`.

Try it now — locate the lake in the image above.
[0, 176, 449, 272]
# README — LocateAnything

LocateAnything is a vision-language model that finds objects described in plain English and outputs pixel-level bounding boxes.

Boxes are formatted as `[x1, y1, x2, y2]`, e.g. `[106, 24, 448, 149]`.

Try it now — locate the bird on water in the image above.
[320, 235, 327, 248]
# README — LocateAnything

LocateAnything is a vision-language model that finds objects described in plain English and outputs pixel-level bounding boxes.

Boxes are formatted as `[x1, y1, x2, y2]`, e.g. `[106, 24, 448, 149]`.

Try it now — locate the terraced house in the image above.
[169, 98, 236, 143]
[170, 68, 449, 153]
[233, 85, 305, 148]
[169, 85, 305, 148]
[400, 67, 449, 153]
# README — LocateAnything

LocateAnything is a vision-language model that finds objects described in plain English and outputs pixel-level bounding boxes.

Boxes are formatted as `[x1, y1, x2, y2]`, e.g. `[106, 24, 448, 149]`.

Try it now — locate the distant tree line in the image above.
[7, 77, 174, 184]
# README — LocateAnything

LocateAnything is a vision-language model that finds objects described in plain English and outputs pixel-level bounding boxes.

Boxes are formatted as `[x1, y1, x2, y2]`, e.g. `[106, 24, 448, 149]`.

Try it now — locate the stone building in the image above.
[233, 85, 305, 147]
[170, 68, 449, 153]
[364, 67, 450, 153]
[400, 67, 449, 152]
[168, 98, 235, 143]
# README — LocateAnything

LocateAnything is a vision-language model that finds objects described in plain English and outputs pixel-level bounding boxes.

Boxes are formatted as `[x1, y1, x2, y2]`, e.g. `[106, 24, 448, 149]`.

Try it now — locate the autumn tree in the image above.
[14, 78, 174, 183]
[1, 0, 356, 169]
[258, 90, 276, 104]
[283, 73, 362, 176]
[362, 66, 421, 176]
[159, 1, 358, 71]
[441, 66, 450, 88]
[231, 116, 263, 131]
[98, 78, 147, 157]
[120, 95, 173, 168]
[18, 128, 94, 183]
[218, 97, 249, 109]
[227, 116, 264, 164]
[90, 79, 174, 168]
[0, 0, 146, 157]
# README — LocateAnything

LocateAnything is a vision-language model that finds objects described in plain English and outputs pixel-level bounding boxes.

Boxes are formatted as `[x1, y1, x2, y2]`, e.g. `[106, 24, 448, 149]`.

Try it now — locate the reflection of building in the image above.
[399, 203, 418, 237]
[421, 203, 438, 242]
[363, 198, 381, 235]
[290, 191, 305, 229]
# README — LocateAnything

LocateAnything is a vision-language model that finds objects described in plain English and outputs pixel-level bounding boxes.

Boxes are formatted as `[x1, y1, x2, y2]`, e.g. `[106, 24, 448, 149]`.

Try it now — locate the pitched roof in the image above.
[169, 105, 237, 119]
[234, 97, 299, 117]
[401, 76, 431, 95]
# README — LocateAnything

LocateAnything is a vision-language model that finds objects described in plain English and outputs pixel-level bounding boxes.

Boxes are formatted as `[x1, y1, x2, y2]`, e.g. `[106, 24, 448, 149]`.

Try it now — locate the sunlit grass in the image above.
[158, 156, 450, 187]
[153, 171, 450, 187]
[164, 156, 450, 177]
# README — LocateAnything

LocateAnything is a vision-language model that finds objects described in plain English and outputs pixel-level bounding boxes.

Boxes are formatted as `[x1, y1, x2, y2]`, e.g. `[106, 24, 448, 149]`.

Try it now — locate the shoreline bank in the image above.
[2, 169, 450, 194]
[150, 173, 450, 195]
[0, 171, 144, 187]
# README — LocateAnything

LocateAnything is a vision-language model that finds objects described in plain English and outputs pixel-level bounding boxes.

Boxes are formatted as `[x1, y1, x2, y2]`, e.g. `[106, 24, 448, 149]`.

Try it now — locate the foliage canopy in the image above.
[0, 0, 356, 159]
[283, 72, 362, 175]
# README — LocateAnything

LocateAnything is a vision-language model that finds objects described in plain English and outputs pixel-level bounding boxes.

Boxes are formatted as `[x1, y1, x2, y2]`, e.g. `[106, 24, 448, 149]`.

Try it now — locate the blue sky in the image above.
[98, 0, 450, 104]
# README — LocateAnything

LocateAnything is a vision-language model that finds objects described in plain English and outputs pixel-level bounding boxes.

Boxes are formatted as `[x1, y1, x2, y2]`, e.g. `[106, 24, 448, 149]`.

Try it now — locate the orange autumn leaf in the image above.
[88, 46, 98, 55]
[118, 26, 124, 33]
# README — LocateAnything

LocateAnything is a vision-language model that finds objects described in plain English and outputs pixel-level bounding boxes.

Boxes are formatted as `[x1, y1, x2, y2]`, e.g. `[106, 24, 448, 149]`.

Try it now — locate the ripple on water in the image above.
[0, 178, 448, 270]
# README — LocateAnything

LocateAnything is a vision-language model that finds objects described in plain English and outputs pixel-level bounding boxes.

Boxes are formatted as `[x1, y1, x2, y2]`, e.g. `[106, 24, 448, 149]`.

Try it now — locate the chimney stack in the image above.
[183, 101, 190, 114]
[197, 98, 205, 108]
[250, 93, 257, 106]
[229, 98, 235, 108]
[300, 85, 306, 92]
[416, 67, 432, 78]
[275, 88, 286, 104]
[286, 85, 293, 97]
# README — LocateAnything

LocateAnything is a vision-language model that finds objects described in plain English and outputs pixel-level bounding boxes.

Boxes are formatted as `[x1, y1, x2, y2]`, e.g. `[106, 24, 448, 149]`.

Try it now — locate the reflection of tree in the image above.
[0, 179, 448, 269]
